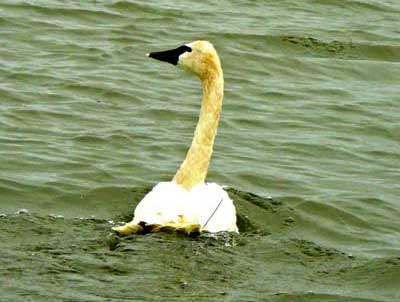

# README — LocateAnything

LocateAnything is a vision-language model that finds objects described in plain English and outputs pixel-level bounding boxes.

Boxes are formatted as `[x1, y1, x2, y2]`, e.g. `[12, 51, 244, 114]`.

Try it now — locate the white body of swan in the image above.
[132, 182, 237, 233]
[114, 41, 238, 235]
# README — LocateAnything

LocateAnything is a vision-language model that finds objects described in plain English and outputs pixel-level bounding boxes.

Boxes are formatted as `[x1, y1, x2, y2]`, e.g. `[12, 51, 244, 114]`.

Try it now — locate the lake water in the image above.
[1, 1, 399, 301]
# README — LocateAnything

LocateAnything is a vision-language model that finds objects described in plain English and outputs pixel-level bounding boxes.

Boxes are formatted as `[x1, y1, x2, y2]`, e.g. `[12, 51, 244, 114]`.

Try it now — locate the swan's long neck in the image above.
[173, 59, 224, 190]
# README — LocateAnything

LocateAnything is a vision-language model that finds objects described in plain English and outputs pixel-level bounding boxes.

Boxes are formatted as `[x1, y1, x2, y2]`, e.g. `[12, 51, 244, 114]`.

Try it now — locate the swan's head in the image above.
[147, 40, 220, 77]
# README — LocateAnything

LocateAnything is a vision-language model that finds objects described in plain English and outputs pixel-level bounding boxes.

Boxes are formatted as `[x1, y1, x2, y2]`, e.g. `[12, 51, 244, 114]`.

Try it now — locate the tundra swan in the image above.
[113, 41, 238, 235]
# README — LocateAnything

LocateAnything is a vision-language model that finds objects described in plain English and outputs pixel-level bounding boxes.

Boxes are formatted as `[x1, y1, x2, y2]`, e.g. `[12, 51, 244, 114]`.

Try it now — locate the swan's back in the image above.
[132, 182, 238, 233]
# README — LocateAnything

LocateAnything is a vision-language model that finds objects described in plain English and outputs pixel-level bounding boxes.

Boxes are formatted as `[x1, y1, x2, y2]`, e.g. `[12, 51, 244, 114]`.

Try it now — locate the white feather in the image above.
[131, 181, 238, 233]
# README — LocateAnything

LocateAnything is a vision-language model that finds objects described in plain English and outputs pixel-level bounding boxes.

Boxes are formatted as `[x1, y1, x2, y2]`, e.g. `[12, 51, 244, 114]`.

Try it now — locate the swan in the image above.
[113, 41, 238, 235]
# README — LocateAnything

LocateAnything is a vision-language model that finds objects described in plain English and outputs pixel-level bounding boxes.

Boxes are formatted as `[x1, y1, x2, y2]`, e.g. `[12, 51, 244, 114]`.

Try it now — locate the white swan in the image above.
[113, 41, 238, 235]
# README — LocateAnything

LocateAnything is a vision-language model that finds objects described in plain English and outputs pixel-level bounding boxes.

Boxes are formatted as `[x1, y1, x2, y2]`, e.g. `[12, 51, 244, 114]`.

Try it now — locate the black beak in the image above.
[147, 45, 192, 66]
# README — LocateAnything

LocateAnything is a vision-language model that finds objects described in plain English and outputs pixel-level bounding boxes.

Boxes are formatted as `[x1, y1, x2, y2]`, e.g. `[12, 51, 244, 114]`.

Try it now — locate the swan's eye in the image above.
[182, 45, 192, 53]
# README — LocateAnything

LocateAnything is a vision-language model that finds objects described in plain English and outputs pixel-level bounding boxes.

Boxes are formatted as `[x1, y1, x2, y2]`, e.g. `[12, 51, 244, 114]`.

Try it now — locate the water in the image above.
[1, 1, 400, 301]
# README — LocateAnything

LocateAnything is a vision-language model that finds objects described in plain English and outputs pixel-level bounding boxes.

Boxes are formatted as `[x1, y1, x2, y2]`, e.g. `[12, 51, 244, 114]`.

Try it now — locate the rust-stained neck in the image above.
[173, 55, 224, 190]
